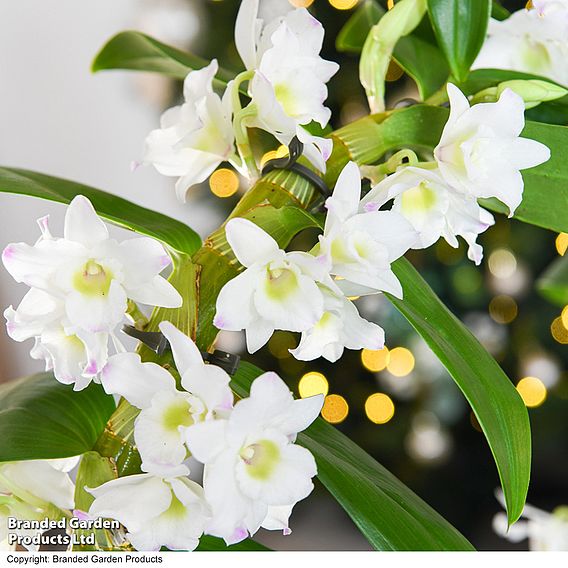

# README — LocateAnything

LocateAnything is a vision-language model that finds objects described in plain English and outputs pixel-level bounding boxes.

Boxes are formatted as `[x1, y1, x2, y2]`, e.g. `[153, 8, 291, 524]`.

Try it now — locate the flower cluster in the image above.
[214, 160, 417, 362]
[144, 0, 338, 199]
[362, 84, 550, 265]
[87, 322, 323, 550]
[474, 1, 568, 87]
[0, 458, 77, 551]
[2, 196, 181, 390]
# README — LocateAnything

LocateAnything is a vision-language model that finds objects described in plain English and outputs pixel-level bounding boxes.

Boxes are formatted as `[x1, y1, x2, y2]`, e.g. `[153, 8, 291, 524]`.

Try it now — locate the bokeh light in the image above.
[406, 412, 451, 463]
[361, 346, 390, 372]
[435, 240, 463, 265]
[452, 265, 482, 295]
[386, 347, 415, 377]
[551, 316, 568, 344]
[299, 371, 329, 399]
[489, 295, 518, 324]
[516, 376, 547, 408]
[260, 150, 278, 168]
[488, 248, 517, 279]
[328, 0, 358, 10]
[268, 331, 296, 359]
[365, 393, 395, 424]
[289, 0, 314, 7]
[556, 233, 568, 256]
[561, 305, 568, 329]
[321, 394, 349, 424]
[209, 168, 239, 198]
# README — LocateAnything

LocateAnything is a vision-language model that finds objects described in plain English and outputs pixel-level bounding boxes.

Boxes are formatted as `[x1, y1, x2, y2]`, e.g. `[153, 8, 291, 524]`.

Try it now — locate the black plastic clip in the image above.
[122, 325, 169, 355]
[261, 136, 332, 199]
[122, 325, 241, 376]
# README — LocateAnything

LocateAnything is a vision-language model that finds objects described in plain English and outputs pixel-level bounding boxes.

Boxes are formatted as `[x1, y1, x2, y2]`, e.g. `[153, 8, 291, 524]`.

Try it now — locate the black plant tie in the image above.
[261, 136, 331, 199]
[122, 325, 241, 376]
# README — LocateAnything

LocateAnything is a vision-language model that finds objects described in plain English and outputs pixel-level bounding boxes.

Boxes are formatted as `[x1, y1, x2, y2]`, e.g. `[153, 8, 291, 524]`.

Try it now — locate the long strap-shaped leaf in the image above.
[389, 258, 531, 525]
[0, 167, 202, 256]
[92, 31, 238, 89]
[232, 362, 474, 551]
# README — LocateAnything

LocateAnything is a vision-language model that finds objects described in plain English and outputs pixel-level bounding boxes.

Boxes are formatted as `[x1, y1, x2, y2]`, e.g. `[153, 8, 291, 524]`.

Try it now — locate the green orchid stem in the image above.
[415, 160, 438, 170]
[126, 300, 148, 330]
[385, 148, 419, 171]
[424, 85, 449, 106]
[234, 104, 260, 182]
[231, 71, 259, 183]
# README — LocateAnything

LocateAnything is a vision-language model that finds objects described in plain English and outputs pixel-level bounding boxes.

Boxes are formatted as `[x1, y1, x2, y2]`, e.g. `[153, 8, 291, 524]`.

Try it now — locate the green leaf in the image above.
[491, 2, 510, 21]
[0, 373, 116, 462]
[231, 362, 474, 551]
[92, 31, 237, 89]
[336, 0, 385, 53]
[388, 258, 531, 524]
[537, 256, 568, 306]
[481, 120, 568, 233]
[0, 167, 202, 256]
[336, 0, 448, 100]
[73, 452, 121, 551]
[427, 0, 491, 83]
[394, 34, 450, 100]
[196, 536, 270, 552]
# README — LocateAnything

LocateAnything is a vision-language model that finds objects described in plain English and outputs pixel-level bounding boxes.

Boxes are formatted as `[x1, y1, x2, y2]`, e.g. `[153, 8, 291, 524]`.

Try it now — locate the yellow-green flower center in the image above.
[274, 83, 298, 117]
[401, 182, 437, 215]
[240, 440, 280, 480]
[73, 260, 113, 297]
[553, 506, 568, 522]
[265, 267, 298, 300]
[162, 492, 187, 520]
[162, 399, 194, 431]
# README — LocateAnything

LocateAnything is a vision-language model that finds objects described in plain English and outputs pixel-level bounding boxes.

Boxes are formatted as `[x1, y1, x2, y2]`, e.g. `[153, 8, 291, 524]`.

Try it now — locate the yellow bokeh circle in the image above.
[516, 377, 547, 408]
[209, 168, 239, 198]
[321, 394, 349, 424]
[298, 372, 329, 399]
[361, 347, 390, 372]
[365, 393, 395, 424]
[387, 347, 415, 377]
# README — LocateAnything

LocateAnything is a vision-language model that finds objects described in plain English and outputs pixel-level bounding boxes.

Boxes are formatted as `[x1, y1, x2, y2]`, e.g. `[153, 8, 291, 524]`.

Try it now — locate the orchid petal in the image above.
[101, 353, 176, 409]
[64, 196, 109, 247]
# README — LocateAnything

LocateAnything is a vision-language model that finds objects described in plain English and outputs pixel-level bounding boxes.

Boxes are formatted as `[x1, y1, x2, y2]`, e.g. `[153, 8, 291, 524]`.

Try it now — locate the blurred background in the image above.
[0, 0, 566, 552]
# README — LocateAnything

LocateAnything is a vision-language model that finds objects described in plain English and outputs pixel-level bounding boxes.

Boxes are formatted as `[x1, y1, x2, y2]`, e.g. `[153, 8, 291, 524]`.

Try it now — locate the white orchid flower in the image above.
[5, 289, 109, 390]
[235, 0, 338, 172]
[317, 161, 417, 298]
[184, 371, 323, 544]
[144, 60, 239, 201]
[101, 321, 233, 475]
[285, 248, 385, 362]
[0, 459, 76, 552]
[493, 490, 568, 551]
[361, 166, 495, 265]
[214, 218, 326, 353]
[2, 196, 181, 389]
[434, 84, 550, 216]
[88, 469, 210, 551]
[473, 4, 568, 87]
[291, 285, 385, 363]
